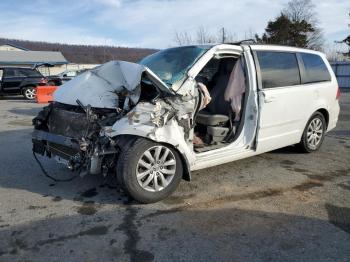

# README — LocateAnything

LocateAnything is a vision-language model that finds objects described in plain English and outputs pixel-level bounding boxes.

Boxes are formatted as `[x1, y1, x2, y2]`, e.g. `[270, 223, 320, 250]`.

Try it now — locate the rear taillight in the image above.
[336, 87, 341, 100]
[40, 78, 47, 84]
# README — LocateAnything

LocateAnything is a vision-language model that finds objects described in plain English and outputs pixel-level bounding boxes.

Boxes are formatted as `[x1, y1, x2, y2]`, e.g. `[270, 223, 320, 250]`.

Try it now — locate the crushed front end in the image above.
[31, 60, 198, 179]
[32, 101, 121, 176]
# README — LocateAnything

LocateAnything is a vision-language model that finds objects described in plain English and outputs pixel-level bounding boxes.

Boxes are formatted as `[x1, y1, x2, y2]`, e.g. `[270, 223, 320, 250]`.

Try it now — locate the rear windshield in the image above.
[300, 53, 331, 83]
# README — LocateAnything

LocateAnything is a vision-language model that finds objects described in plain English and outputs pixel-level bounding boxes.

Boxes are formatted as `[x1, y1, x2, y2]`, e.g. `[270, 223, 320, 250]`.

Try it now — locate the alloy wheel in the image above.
[306, 117, 324, 150]
[25, 88, 36, 99]
[136, 146, 176, 192]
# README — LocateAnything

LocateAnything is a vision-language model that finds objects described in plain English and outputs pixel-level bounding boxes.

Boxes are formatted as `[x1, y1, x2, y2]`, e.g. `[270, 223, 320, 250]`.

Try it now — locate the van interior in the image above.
[194, 54, 248, 153]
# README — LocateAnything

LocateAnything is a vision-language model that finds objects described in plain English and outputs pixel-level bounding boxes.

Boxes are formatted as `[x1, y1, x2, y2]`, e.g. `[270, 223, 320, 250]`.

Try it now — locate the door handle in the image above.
[264, 96, 276, 103]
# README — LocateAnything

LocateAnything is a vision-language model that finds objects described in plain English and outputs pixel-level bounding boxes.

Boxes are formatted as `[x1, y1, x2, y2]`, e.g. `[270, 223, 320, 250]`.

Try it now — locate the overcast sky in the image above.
[0, 0, 348, 49]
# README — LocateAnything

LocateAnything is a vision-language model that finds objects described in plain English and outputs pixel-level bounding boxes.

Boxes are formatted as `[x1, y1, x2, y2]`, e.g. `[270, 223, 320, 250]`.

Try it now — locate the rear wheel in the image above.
[116, 138, 183, 203]
[22, 86, 36, 100]
[298, 112, 326, 153]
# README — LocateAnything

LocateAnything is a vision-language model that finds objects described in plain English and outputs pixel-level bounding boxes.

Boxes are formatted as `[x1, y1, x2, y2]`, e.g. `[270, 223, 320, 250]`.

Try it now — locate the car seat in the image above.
[196, 58, 237, 142]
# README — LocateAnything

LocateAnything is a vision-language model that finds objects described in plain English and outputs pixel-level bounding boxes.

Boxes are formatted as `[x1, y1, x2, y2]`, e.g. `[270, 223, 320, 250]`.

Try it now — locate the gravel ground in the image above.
[0, 93, 349, 262]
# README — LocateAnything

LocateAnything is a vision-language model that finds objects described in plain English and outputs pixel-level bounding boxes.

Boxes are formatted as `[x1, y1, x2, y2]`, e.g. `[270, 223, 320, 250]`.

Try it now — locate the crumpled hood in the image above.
[54, 60, 172, 109]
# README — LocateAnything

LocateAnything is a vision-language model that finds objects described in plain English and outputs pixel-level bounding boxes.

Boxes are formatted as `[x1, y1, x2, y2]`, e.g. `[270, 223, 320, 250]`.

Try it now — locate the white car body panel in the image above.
[48, 44, 340, 175]
[106, 44, 339, 172]
[250, 45, 340, 154]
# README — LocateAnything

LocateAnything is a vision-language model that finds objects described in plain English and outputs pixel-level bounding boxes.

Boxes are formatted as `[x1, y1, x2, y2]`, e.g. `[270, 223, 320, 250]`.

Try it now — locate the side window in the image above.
[257, 51, 301, 89]
[197, 58, 220, 84]
[300, 53, 331, 83]
[16, 69, 28, 77]
[18, 69, 30, 76]
[4, 68, 16, 77]
[20, 69, 42, 77]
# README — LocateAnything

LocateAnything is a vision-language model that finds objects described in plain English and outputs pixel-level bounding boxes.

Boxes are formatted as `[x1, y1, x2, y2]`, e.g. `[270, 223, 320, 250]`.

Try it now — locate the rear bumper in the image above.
[327, 101, 340, 132]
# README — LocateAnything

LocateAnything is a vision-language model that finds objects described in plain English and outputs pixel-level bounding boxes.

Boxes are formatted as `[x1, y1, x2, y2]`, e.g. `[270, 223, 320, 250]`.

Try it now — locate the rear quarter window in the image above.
[256, 51, 301, 89]
[20, 69, 42, 77]
[300, 53, 331, 83]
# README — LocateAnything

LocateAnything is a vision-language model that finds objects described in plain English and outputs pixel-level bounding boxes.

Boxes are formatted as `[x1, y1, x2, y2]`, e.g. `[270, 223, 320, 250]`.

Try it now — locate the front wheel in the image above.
[22, 86, 36, 100]
[116, 138, 183, 203]
[298, 112, 326, 153]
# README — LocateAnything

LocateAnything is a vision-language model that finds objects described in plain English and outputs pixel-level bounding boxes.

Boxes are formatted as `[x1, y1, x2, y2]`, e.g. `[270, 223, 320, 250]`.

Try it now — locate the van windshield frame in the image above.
[139, 46, 210, 87]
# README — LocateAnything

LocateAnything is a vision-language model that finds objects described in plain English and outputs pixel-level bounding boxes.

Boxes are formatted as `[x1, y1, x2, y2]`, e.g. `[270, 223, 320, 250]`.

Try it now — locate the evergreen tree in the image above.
[256, 13, 314, 47]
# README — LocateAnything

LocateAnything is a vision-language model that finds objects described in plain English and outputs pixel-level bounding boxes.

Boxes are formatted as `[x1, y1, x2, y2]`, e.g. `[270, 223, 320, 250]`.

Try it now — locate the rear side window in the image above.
[4, 68, 16, 77]
[300, 53, 331, 83]
[257, 51, 301, 89]
[19, 69, 42, 77]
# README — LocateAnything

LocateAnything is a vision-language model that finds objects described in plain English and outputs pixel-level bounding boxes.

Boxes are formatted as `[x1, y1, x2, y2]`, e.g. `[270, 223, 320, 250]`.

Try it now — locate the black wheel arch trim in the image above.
[299, 109, 328, 142]
[21, 84, 37, 93]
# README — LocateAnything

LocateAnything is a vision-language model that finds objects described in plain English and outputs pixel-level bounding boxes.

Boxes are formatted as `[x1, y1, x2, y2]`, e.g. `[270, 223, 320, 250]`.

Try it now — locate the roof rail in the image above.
[226, 39, 256, 45]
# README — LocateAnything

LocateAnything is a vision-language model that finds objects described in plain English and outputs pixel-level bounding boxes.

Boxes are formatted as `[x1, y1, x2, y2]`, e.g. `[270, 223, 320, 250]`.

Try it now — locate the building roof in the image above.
[0, 50, 68, 65]
[0, 43, 29, 51]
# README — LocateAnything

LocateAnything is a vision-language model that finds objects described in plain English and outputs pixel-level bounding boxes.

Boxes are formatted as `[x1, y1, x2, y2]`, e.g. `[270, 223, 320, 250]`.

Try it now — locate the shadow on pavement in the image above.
[7, 106, 43, 117]
[0, 204, 349, 261]
[0, 128, 125, 205]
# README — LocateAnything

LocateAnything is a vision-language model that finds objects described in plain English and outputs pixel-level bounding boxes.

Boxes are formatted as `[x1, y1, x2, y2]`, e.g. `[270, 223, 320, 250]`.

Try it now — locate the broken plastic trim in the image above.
[32, 151, 80, 182]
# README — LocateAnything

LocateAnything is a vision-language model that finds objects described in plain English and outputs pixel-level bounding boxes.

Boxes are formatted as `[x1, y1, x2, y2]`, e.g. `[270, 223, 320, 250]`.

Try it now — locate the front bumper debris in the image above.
[32, 129, 80, 154]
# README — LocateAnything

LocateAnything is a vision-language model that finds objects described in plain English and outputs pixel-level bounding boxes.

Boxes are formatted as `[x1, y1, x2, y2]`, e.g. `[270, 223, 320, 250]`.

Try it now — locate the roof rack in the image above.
[226, 39, 256, 45]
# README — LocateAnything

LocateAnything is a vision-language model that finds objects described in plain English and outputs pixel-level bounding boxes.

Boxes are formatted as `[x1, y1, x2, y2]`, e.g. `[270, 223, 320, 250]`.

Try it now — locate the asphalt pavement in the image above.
[0, 93, 349, 262]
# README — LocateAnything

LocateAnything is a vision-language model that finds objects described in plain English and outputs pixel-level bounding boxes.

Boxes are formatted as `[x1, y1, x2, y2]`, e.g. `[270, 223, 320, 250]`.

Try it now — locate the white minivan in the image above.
[32, 44, 340, 203]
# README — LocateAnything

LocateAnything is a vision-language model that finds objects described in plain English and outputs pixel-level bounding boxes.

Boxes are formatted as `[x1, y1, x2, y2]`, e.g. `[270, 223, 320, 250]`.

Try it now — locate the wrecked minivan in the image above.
[32, 44, 340, 203]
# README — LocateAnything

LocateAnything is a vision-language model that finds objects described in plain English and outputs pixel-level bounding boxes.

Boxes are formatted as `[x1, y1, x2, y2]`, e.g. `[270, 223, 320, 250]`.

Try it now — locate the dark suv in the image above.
[0, 67, 47, 100]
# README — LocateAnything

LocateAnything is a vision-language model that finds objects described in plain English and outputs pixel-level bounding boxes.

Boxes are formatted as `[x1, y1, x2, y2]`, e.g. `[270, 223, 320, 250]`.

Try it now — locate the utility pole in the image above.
[222, 27, 226, 43]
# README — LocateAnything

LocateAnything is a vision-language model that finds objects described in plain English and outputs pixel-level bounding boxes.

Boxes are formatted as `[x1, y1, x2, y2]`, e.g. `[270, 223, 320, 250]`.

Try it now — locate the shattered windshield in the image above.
[139, 46, 210, 86]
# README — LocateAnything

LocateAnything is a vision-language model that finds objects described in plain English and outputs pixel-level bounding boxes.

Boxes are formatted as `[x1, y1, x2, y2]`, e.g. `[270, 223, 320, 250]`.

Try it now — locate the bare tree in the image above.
[283, 0, 324, 50]
[325, 43, 345, 62]
[196, 26, 216, 44]
[174, 26, 239, 46]
[174, 31, 193, 46]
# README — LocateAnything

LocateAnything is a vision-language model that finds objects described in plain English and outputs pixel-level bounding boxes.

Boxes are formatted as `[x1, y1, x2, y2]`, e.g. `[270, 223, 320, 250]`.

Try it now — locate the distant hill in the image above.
[0, 38, 158, 64]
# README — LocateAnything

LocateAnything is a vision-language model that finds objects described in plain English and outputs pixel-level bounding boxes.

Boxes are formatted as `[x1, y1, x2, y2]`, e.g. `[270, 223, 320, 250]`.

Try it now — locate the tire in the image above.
[298, 112, 326, 153]
[47, 81, 56, 86]
[22, 86, 36, 100]
[116, 138, 183, 203]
